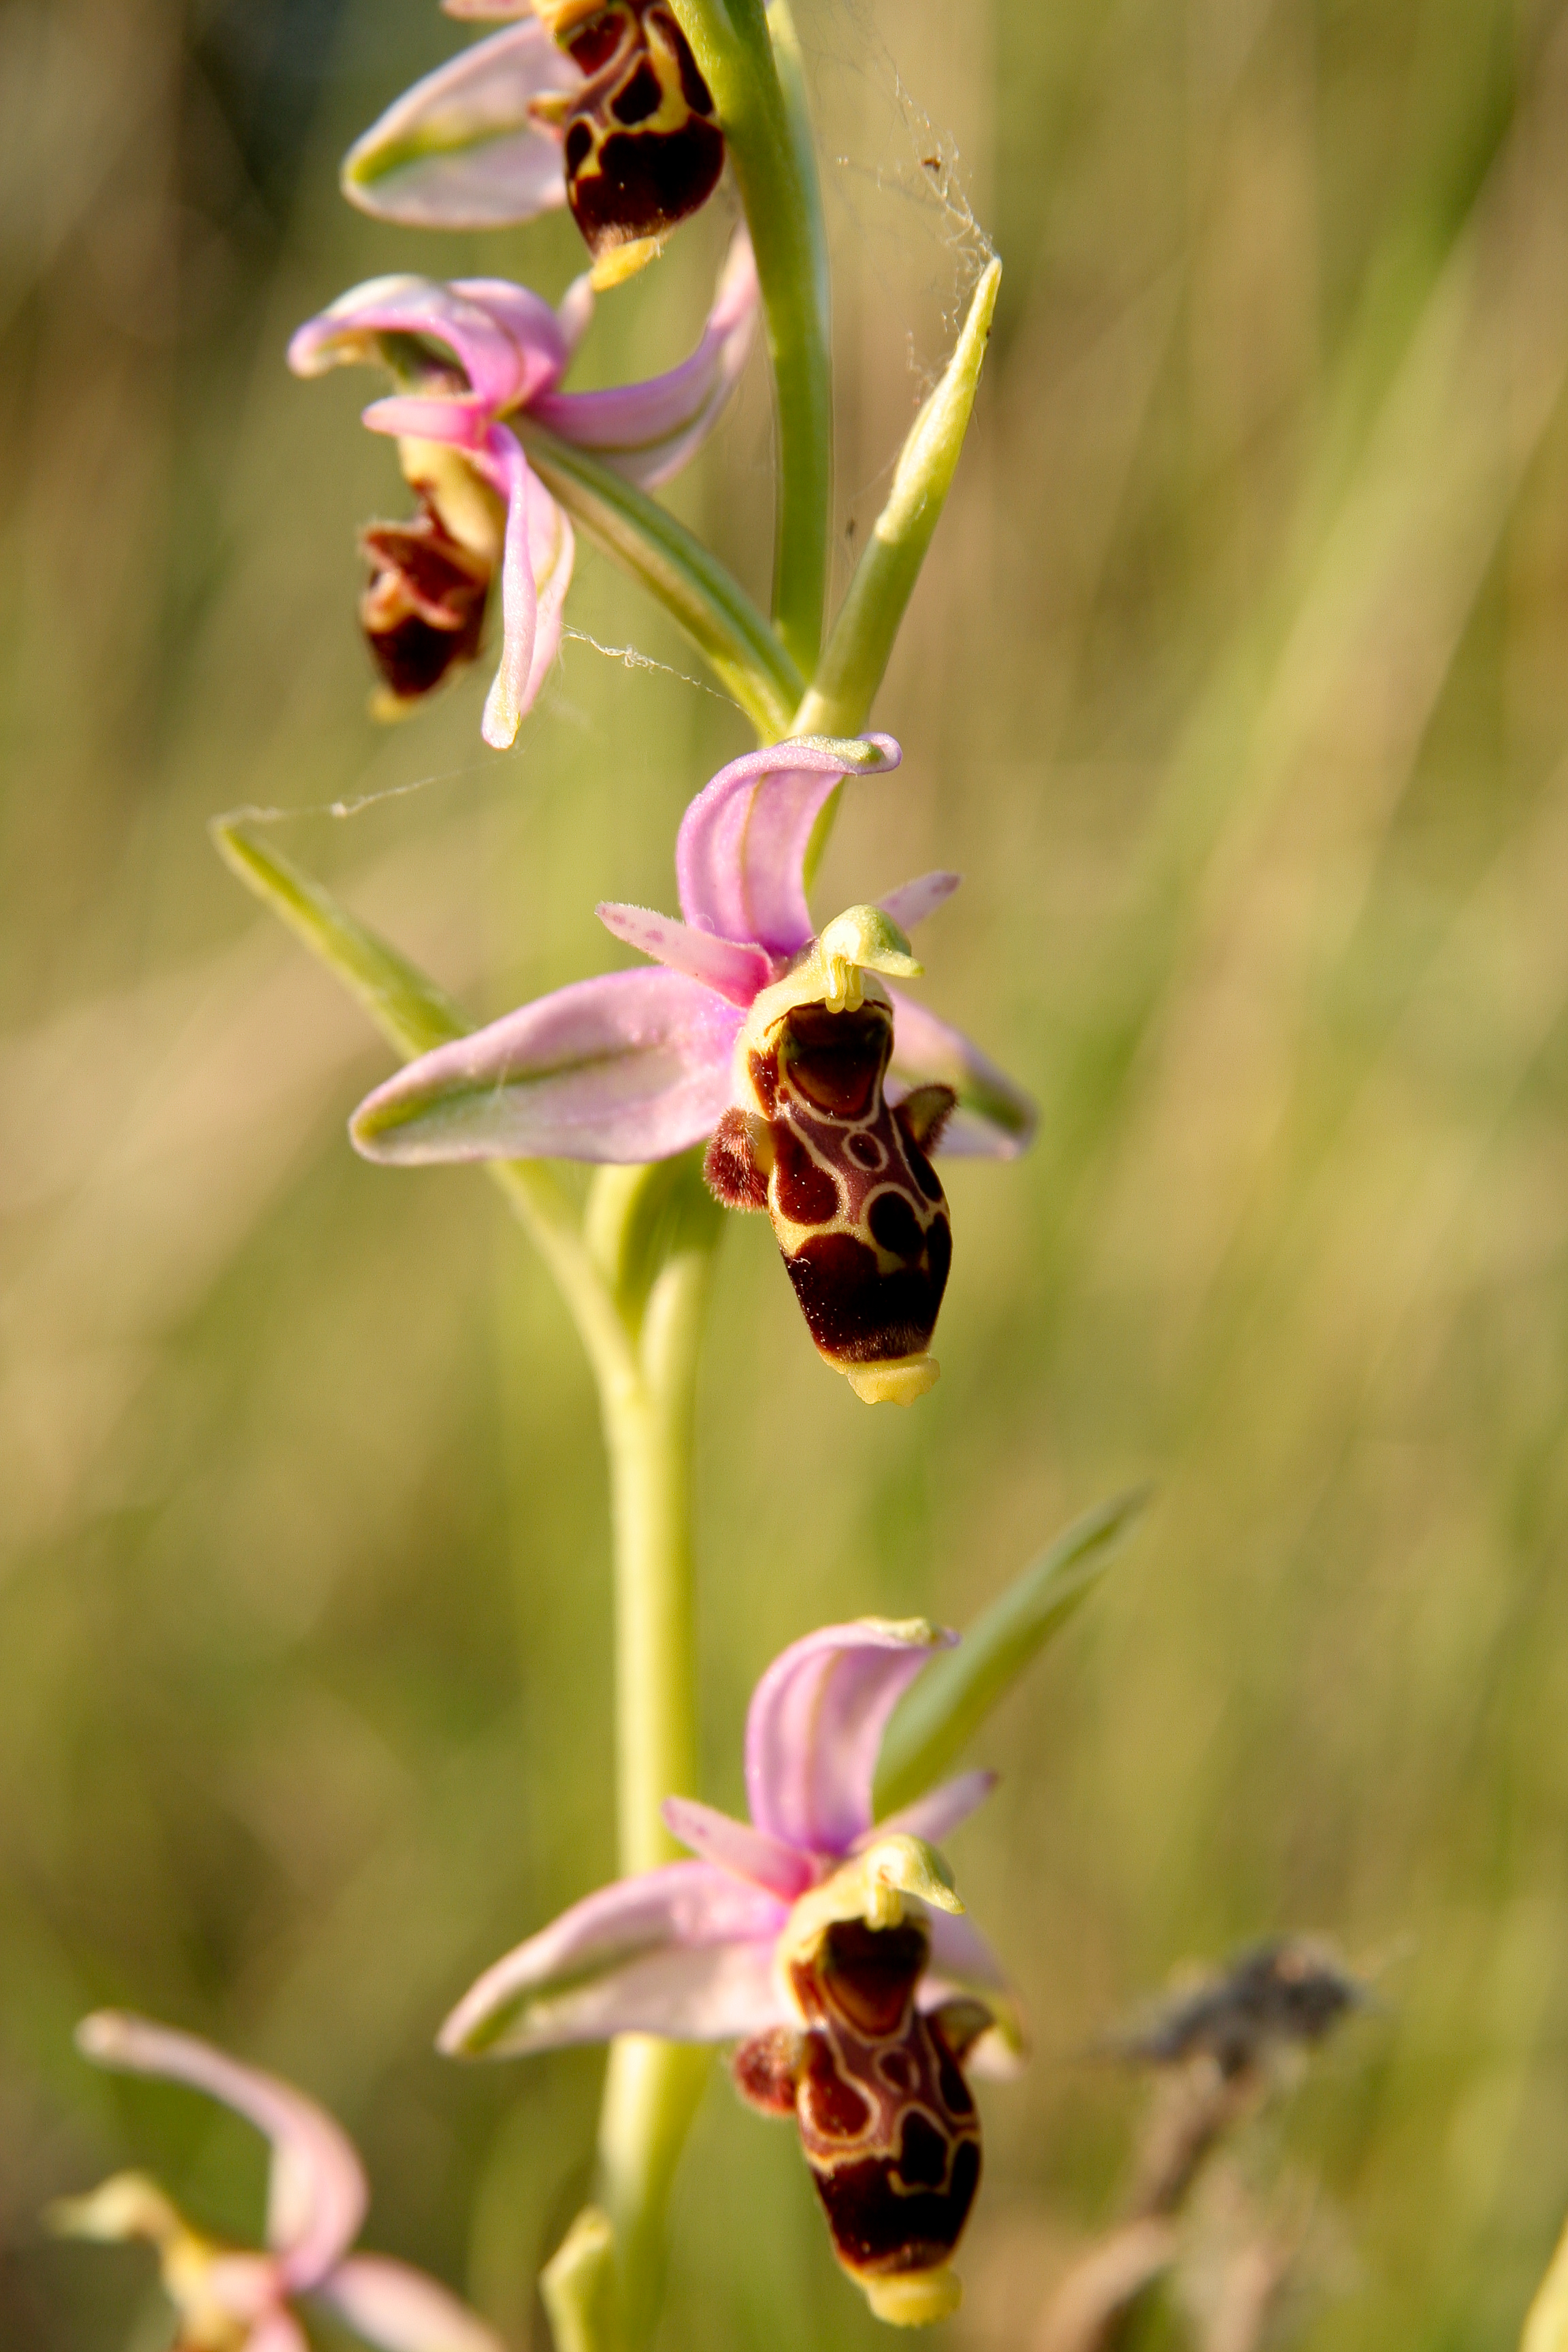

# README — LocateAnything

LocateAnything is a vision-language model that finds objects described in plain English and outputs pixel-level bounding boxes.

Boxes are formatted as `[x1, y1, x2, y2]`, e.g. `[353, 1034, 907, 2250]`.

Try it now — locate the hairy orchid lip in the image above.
[747, 1915, 983, 2322]
[715, 982, 957, 1401]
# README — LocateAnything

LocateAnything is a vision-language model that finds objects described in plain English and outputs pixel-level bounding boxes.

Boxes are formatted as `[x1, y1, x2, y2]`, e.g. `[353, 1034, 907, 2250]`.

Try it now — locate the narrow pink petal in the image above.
[676, 734, 901, 955]
[341, 24, 576, 231]
[443, 0, 531, 16]
[438, 1862, 789, 2056]
[476, 428, 538, 749]
[885, 986, 1038, 1158]
[74, 2014, 366, 2291]
[661, 1797, 815, 1899]
[350, 969, 740, 1166]
[316, 2257, 503, 2352]
[866, 1769, 997, 1850]
[744, 1621, 956, 1858]
[535, 230, 759, 489]
[878, 871, 962, 932]
[289, 277, 538, 416]
[595, 904, 772, 1007]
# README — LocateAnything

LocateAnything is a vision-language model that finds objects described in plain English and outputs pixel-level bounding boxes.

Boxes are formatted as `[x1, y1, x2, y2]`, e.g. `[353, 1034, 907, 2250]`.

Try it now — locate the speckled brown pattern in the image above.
[557, 1, 723, 267]
[732, 1919, 982, 2290]
[359, 504, 489, 704]
[703, 998, 956, 1375]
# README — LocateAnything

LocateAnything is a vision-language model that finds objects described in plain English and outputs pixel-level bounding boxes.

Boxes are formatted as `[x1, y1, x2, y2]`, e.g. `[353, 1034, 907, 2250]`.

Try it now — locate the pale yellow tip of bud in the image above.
[590, 236, 668, 291]
[862, 2268, 963, 2326]
[847, 1356, 940, 1406]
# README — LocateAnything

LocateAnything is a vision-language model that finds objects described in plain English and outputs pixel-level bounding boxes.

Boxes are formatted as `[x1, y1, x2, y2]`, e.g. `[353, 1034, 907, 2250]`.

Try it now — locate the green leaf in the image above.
[540, 2207, 623, 2352]
[874, 1484, 1150, 1816]
[516, 423, 804, 742]
[211, 821, 468, 1060]
[795, 257, 1001, 739]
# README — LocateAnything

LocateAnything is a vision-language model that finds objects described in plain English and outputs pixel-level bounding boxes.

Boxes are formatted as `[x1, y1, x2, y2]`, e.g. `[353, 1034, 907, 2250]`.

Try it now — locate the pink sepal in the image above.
[438, 1862, 789, 2057]
[341, 23, 576, 231]
[74, 2013, 366, 2291]
[743, 1620, 956, 1858]
[676, 736, 901, 956]
[885, 986, 1038, 1158]
[536, 231, 759, 489]
[315, 2255, 505, 2352]
[350, 969, 740, 1166]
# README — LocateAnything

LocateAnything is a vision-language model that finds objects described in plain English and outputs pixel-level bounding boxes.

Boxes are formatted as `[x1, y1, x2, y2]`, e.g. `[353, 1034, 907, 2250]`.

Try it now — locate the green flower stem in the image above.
[576, 1154, 723, 2350]
[213, 823, 717, 2351]
[668, 0, 831, 675]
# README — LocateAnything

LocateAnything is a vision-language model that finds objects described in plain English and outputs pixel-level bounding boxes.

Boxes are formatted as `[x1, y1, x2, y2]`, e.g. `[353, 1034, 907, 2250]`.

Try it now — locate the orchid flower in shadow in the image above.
[288, 227, 757, 745]
[348, 733, 1035, 1401]
[53, 2012, 501, 2352]
[342, 0, 725, 291]
[441, 1618, 1026, 2326]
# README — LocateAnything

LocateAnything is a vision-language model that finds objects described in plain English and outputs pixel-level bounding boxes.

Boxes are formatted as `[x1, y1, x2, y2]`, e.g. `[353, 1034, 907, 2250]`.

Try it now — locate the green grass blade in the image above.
[212, 820, 469, 1059]
[875, 1485, 1151, 1815]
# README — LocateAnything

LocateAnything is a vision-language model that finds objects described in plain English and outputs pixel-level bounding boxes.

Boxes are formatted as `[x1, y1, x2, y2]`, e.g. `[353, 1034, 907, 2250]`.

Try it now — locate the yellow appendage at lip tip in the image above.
[862, 2268, 964, 2326]
[845, 1356, 941, 1407]
[589, 235, 668, 291]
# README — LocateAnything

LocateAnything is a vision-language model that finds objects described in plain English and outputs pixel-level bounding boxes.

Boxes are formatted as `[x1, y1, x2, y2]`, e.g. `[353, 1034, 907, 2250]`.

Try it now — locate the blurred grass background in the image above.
[5, 0, 1568, 2343]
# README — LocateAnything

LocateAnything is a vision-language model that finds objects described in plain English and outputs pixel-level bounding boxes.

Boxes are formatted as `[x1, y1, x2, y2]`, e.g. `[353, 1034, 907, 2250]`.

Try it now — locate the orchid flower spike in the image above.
[288, 226, 757, 745]
[349, 733, 1036, 1402]
[53, 2012, 502, 2352]
[342, 0, 723, 289]
[440, 1618, 1027, 2325]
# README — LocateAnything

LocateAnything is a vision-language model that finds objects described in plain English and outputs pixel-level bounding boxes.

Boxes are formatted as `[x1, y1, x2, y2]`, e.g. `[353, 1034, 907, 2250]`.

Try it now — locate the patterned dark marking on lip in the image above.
[359, 503, 489, 704]
[731, 1918, 982, 2295]
[702, 996, 958, 1384]
[556, 0, 724, 269]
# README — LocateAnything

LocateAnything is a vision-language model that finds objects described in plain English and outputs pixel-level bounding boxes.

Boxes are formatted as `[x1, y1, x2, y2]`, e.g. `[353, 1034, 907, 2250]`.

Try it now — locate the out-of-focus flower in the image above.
[348, 734, 1035, 1402]
[342, 0, 724, 289]
[441, 1618, 1025, 2325]
[1112, 1938, 1369, 2078]
[288, 227, 757, 745]
[53, 2012, 502, 2352]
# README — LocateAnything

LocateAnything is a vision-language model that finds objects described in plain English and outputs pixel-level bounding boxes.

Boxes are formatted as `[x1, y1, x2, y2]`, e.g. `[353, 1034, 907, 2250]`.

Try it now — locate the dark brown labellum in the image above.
[359, 503, 490, 706]
[732, 1920, 981, 2296]
[555, 1, 724, 271]
[702, 1000, 957, 1382]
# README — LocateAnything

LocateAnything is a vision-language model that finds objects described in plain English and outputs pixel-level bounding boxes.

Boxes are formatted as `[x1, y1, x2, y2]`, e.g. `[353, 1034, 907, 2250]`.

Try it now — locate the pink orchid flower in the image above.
[54, 2012, 501, 2352]
[440, 1617, 1025, 2325]
[287, 226, 757, 746]
[350, 734, 1035, 1403]
[341, 0, 725, 291]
